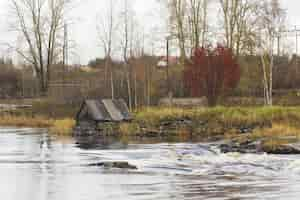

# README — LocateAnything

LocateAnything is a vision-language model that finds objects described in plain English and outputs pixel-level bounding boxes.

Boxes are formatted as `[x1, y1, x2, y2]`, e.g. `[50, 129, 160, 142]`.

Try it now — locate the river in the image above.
[0, 128, 300, 200]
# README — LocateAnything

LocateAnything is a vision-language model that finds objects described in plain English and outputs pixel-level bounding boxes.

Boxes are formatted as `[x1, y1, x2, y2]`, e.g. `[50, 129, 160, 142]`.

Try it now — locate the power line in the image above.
[278, 25, 300, 56]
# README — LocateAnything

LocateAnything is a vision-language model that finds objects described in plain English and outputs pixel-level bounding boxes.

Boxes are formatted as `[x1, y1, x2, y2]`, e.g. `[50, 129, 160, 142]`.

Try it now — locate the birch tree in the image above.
[97, 0, 119, 99]
[121, 0, 135, 110]
[259, 0, 285, 106]
[10, 0, 70, 94]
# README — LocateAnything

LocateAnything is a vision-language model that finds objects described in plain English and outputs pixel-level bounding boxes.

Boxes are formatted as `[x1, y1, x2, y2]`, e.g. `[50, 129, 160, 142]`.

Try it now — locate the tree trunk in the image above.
[134, 72, 137, 109]
[126, 64, 132, 111]
[110, 66, 115, 99]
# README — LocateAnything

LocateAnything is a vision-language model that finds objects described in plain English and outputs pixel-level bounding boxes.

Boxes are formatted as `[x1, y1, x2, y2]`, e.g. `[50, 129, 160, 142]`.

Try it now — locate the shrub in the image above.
[184, 46, 240, 106]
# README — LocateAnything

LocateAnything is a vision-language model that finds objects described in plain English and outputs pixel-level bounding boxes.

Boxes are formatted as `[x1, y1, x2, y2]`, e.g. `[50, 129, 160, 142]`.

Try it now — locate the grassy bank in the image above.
[0, 115, 75, 136]
[134, 106, 300, 126]
[120, 106, 300, 133]
[119, 106, 300, 147]
[3, 105, 300, 146]
[230, 123, 300, 152]
[0, 99, 77, 135]
[0, 115, 53, 128]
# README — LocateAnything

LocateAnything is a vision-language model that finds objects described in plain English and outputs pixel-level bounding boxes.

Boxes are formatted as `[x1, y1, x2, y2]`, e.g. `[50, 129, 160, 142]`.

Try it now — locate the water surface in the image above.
[0, 128, 300, 200]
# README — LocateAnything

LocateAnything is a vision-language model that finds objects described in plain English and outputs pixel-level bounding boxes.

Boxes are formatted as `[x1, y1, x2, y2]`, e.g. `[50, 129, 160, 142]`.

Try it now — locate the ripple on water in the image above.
[0, 129, 300, 200]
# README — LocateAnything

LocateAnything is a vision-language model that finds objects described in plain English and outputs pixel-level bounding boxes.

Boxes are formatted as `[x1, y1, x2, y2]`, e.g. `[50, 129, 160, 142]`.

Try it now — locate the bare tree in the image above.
[9, 0, 70, 94]
[259, 0, 286, 106]
[167, 0, 188, 59]
[97, 0, 119, 99]
[219, 0, 260, 57]
[187, 0, 209, 50]
[160, 0, 211, 60]
[121, 0, 133, 110]
[119, 0, 145, 110]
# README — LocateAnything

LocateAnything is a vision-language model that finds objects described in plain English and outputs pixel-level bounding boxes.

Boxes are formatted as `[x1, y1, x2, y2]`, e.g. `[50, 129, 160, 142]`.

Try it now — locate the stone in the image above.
[219, 140, 263, 154]
[263, 144, 300, 154]
[88, 161, 138, 170]
[219, 140, 300, 155]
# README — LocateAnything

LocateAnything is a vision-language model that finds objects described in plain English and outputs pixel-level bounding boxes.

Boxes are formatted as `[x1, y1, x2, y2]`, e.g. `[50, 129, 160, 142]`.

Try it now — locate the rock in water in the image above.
[219, 140, 263, 154]
[220, 141, 300, 155]
[263, 144, 300, 155]
[88, 161, 137, 170]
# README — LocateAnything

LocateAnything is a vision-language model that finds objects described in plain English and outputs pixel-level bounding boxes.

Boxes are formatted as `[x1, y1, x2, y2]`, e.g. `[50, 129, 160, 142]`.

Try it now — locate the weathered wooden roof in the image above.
[76, 99, 132, 122]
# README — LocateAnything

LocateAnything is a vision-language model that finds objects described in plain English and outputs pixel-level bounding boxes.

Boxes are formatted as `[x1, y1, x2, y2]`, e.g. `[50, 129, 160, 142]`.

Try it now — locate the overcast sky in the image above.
[0, 0, 299, 64]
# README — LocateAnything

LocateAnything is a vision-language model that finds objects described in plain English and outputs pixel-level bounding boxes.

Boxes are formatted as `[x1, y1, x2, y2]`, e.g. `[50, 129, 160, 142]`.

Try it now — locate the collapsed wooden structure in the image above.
[74, 99, 132, 136]
[76, 99, 132, 123]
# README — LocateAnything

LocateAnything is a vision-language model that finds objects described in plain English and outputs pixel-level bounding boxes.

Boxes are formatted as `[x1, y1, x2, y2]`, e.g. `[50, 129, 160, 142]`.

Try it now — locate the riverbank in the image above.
[122, 106, 300, 135]
[0, 115, 75, 135]
[119, 107, 300, 153]
[0, 99, 77, 135]
[2, 105, 300, 153]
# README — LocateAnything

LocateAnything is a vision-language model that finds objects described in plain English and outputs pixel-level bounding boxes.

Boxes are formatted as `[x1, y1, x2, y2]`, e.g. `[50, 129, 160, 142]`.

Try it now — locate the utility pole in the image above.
[63, 23, 68, 66]
[296, 26, 298, 57]
[277, 35, 280, 56]
[62, 23, 68, 102]
[278, 26, 300, 78]
[166, 37, 170, 95]
[278, 26, 300, 55]
[166, 36, 173, 105]
[16, 35, 25, 98]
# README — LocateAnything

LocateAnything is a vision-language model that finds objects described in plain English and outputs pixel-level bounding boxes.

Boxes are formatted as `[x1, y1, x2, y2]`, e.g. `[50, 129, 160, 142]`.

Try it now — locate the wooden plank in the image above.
[86, 100, 104, 121]
[95, 101, 111, 121]
[102, 99, 124, 121]
[113, 99, 132, 121]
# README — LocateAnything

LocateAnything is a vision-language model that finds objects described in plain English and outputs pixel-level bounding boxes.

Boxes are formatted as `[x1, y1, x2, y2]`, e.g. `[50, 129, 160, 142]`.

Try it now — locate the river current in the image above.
[0, 128, 300, 200]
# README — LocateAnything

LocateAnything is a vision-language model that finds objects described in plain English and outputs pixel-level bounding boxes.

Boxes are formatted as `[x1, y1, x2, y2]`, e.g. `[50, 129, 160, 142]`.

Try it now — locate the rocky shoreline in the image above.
[73, 117, 300, 155]
[219, 140, 300, 154]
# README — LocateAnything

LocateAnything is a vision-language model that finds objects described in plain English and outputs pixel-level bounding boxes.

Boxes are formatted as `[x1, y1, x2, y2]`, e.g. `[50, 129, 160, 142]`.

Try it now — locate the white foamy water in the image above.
[0, 128, 299, 200]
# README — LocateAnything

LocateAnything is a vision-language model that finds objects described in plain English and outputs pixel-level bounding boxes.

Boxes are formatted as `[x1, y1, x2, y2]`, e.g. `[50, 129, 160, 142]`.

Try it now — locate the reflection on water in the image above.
[0, 128, 299, 200]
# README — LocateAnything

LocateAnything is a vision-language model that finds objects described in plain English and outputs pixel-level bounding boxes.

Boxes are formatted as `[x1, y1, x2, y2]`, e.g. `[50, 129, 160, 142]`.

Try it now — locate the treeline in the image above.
[3, 54, 300, 105]
[3, 0, 298, 107]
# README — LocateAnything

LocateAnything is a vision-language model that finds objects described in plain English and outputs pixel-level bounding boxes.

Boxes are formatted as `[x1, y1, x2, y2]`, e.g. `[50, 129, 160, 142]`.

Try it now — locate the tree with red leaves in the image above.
[184, 46, 240, 106]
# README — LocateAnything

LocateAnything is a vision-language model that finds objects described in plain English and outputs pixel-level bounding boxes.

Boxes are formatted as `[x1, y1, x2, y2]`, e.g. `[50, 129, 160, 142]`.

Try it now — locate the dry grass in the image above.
[135, 106, 300, 127]
[0, 115, 53, 128]
[49, 119, 76, 135]
[119, 122, 140, 136]
[262, 139, 289, 151]
[251, 124, 300, 140]
[0, 115, 75, 135]
[2, 106, 300, 139]
[251, 123, 300, 150]
[226, 123, 300, 151]
[122, 106, 300, 139]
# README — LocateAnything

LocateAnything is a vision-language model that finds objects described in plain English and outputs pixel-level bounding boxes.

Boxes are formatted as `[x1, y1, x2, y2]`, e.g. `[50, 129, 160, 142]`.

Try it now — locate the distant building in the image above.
[157, 56, 179, 69]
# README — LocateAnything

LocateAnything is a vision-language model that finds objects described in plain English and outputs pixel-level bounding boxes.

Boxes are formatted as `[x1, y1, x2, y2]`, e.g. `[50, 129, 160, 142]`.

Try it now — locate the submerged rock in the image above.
[220, 140, 300, 155]
[219, 140, 263, 154]
[263, 144, 300, 155]
[88, 161, 137, 170]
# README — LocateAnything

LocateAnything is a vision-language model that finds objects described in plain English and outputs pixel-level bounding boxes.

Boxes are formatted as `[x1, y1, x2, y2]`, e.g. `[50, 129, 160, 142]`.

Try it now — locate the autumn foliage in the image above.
[184, 46, 240, 106]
